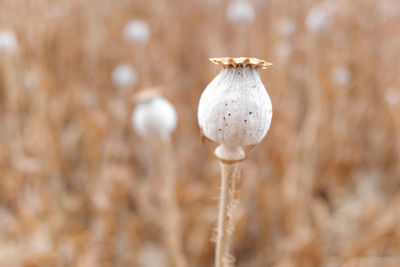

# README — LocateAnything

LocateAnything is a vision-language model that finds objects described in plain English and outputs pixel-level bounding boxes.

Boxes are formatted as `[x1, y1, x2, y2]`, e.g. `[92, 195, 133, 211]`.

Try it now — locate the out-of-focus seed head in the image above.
[379, 1, 400, 20]
[276, 18, 297, 36]
[0, 30, 18, 53]
[23, 71, 39, 91]
[198, 57, 273, 152]
[137, 244, 167, 267]
[385, 87, 400, 106]
[112, 64, 138, 89]
[132, 90, 177, 141]
[331, 66, 352, 87]
[123, 19, 151, 45]
[226, 0, 255, 25]
[305, 4, 333, 34]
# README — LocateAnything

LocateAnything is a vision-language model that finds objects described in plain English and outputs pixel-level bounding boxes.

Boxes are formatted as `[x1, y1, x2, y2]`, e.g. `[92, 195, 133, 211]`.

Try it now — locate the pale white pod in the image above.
[111, 64, 137, 89]
[226, 0, 255, 25]
[132, 92, 177, 141]
[0, 30, 18, 53]
[198, 58, 273, 152]
[123, 19, 151, 45]
[137, 243, 167, 267]
[23, 71, 39, 91]
[331, 66, 352, 87]
[379, 1, 400, 19]
[385, 87, 400, 106]
[305, 4, 332, 34]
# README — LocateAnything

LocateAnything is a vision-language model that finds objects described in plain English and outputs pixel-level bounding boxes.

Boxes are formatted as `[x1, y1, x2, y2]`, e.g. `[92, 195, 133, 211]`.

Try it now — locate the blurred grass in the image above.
[0, 0, 400, 266]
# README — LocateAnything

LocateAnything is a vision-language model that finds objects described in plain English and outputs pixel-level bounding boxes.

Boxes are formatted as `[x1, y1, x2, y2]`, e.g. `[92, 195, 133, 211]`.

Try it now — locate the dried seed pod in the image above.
[386, 87, 400, 106]
[111, 64, 138, 89]
[226, 0, 255, 25]
[23, 71, 39, 91]
[123, 19, 151, 45]
[0, 30, 18, 53]
[305, 2, 337, 34]
[198, 57, 273, 160]
[132, 90, 177, 141]
[331, 66, 352, 87]
[198, 58, 273, 267]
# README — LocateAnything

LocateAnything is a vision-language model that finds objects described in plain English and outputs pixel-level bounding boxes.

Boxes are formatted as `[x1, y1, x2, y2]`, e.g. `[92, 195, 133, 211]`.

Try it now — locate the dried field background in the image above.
[0, 0, 400, 266]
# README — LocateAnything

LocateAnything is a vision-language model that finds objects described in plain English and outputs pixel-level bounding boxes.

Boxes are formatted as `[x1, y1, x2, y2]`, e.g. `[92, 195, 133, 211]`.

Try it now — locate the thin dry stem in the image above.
[215, 161, 239, 267]
[161, 140, 188, 267]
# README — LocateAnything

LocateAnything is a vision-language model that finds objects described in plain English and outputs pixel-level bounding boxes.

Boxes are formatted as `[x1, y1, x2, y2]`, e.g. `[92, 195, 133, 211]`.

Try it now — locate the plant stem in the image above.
[215, 161, 239, 267]
[161, 140, 188, 267]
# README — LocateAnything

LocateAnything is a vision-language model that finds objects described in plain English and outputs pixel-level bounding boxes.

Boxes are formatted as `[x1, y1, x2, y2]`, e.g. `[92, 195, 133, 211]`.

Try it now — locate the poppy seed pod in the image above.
[331, 66, 352, 87]
[198, 57, 273, 161]
[0, 30, 18, 53]
[385, 87, 400, 106]
[112, 64, 138, 89]
[132, 90, 177, 141]
[23, 71, 39, 91]
[305, 2, 337, 34]
[226, 0, 255, 25]
[123, 19, 151, 45]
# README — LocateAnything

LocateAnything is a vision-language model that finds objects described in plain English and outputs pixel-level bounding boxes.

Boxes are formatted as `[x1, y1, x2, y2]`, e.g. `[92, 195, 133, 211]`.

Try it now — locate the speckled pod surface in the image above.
[198, 57, 273, 148]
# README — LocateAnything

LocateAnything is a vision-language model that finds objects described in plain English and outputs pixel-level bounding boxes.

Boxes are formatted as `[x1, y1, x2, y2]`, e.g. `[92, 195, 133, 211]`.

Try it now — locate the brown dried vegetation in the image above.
[0, 0, 400, 266]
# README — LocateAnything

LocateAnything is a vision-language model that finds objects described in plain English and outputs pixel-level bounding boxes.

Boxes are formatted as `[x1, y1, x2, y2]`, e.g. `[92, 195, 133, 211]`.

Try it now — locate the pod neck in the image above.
[215, 144, 245, 164]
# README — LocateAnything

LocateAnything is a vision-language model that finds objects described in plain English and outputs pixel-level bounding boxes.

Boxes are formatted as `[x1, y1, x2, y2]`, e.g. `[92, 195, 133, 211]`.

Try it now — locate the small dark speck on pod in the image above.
[244, 120, 247, 122]
[218, 129, 221, 131]
[249, 111, 252, 115]
[228, 113, 231, 116]
[225, 103, 227, 106]
[223, 117, 226, 120]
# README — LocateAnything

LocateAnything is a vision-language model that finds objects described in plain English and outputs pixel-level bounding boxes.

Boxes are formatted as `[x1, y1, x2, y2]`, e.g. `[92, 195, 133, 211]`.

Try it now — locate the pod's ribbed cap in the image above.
[210, 57, 273, 69]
